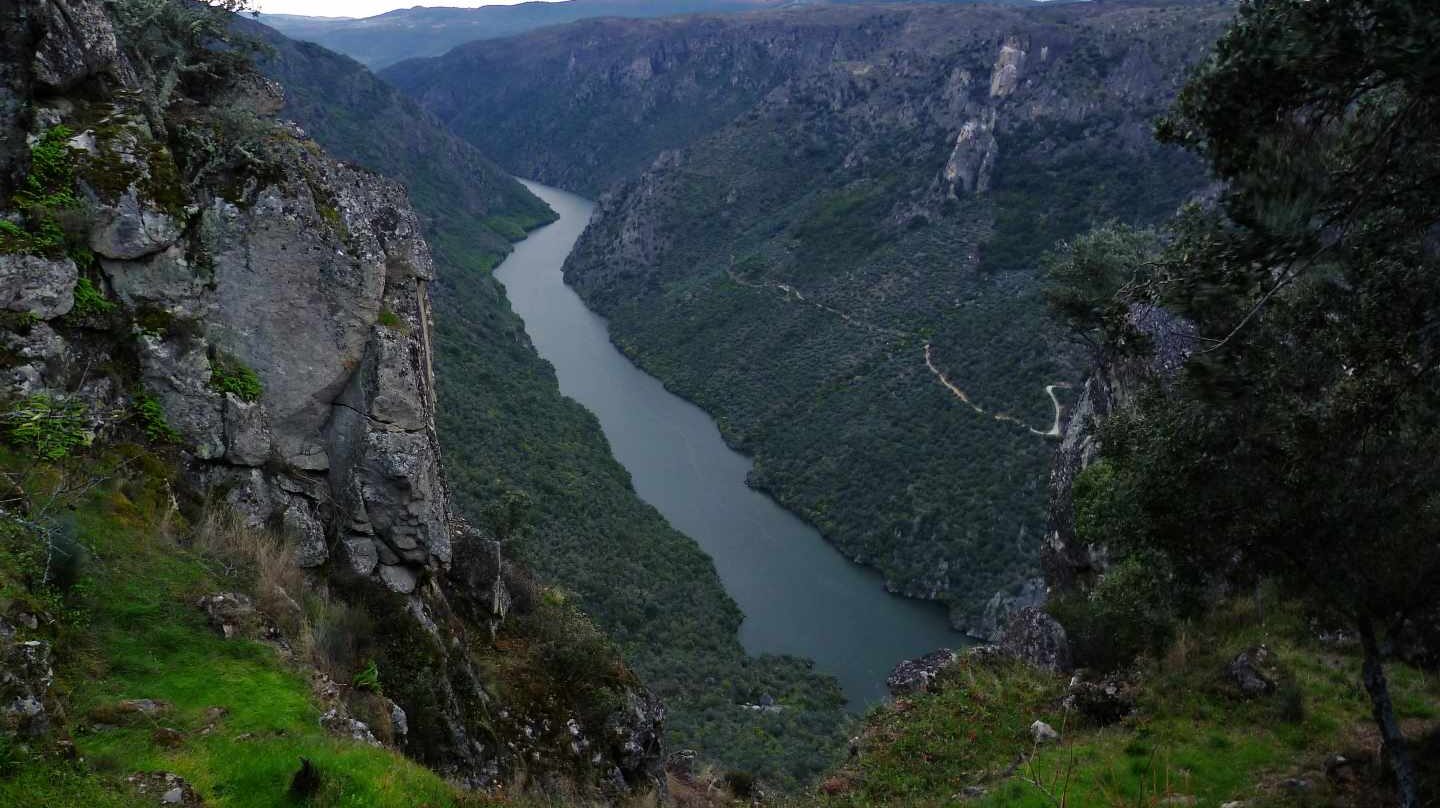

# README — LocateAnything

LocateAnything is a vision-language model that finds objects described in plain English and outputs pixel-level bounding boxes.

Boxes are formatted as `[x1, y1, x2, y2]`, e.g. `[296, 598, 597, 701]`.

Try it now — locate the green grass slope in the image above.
[0, 449, 479, 808]
[792, 595, 1440, 808]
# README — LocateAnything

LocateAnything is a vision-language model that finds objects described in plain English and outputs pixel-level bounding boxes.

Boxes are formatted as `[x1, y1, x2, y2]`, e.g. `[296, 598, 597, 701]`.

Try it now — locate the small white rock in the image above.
[1029, 720, 1060, 744]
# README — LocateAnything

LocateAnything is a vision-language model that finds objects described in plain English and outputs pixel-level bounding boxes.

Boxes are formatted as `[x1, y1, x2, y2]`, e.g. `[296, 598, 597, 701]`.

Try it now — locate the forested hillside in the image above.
[386, 0, 1225, 625]
[243, 18, 852, 785]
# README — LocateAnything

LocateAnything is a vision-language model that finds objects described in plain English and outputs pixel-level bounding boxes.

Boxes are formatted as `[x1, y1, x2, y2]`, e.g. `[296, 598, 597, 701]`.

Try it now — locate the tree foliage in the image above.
[1060, 2, 1440, 803]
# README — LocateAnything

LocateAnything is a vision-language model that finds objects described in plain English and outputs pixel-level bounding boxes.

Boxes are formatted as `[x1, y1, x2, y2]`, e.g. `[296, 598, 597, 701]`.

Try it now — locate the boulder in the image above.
[1064, 671, 1135, 725]
[320, 708, 380, 746]
[281, 498, 327, 569]
[1000, 607, 1073, 673]
[1225, 645, 1278, 698]
[0, 637, 56, 738]
[125, 772, 202, 807]
[223, 394, 270, 467]
[1029, 719, 1059, 744]
[603, 688, 665, 790]
[197, 593, 258, 639]
[886, 649, 958, 696]
[377, 563, 417, 595]
[0, 254, 76, 319]
[341, 537, 379, 578]
[32, 0, 123, 92]
[89, 188, 182, 260]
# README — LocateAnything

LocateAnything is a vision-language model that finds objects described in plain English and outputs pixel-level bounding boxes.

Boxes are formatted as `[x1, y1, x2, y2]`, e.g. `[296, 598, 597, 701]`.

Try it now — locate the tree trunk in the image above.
[1357, 615, 1420, 808]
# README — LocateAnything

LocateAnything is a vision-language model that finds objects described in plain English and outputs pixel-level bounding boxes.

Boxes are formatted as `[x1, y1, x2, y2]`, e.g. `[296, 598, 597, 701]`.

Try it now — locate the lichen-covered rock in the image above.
[446, 529, 509, 625]
[1064, 670, 1135, 725]
[101, 246, 208, 316]
[0, 254, 76, 319]
[1000, 607, 1072, 673]
[136, 333, 224, 459]
[603, 689, 666, 791]
[222, 394, 270, 467]
[88, 188, 183, 260]
[0, 636, 56, 738]
[320, 708, 381, 746]
[125, 772, 203, 807]
[1029, 719, 1059, 744]
[341, 537, 379, 578]
[196, 593, 258, 640]
[32, 0, 123, 92]
[967, 577, 1046, 642]
[1225, 645, 1278, 698]
[282, 498, 328, 568]
[886, 649, 958, 696]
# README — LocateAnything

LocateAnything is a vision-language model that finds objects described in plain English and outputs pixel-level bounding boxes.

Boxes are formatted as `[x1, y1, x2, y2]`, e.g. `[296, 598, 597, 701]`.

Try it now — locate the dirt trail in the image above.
[729, 268, 1066, 437]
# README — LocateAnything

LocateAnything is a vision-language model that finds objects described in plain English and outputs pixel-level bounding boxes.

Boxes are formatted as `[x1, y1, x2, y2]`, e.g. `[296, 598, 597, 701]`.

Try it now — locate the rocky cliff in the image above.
[0, 0, 661, 797]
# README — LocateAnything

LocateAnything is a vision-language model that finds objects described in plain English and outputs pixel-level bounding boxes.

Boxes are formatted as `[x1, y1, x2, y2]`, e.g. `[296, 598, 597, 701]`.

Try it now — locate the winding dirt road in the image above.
[729, 268, 1067, 437]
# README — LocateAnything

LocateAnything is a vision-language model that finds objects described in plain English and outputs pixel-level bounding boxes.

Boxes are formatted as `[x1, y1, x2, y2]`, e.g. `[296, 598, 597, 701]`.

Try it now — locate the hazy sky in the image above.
[254, 0, 561, 19]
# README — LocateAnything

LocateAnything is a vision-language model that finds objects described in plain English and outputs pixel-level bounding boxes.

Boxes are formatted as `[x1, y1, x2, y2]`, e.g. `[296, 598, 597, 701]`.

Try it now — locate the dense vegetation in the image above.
[427, 237, 850, 786]
[1045, 1, 1440, 804]
[464, 1, 1218, 624]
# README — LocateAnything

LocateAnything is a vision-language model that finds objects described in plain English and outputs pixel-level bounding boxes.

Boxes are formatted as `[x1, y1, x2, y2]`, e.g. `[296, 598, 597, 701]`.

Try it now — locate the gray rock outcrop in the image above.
[885, 649, 959, 696]
[999, 606, 1072, 673]
[967, 577, 1047, 642]
[1043, 305, 1197, 591]
[0, 1, 666, 792]
[0, 635, 56, 739]
[0, 254, 75, 318]
[1225, 645, 1278, 698]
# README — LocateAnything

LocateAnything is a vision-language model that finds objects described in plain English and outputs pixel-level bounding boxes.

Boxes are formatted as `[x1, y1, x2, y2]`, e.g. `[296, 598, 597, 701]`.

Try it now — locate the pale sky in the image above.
[254, 0, 563, 20]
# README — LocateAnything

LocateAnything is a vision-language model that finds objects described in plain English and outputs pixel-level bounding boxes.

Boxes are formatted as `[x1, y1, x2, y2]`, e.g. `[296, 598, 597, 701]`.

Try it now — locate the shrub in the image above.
[3, 394, 90, 460]
[311, 595, 374, 681]
[208, 352, 262, 402]
[377, 308, 408, 332]
[132, 392, 179, 444]
[2, 126, 84, 258]
[70, 277, 116, 318]
[353, 659, 383, 695]
[1050, 553, 1179, 672]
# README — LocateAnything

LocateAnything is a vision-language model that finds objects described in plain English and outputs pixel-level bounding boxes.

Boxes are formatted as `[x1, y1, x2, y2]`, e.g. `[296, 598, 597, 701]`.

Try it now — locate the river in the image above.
[493, 180, 962, 706]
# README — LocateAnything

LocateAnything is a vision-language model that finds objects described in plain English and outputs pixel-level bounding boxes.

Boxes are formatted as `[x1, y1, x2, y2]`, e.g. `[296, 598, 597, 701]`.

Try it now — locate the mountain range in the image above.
[259, 0, 1041, 69]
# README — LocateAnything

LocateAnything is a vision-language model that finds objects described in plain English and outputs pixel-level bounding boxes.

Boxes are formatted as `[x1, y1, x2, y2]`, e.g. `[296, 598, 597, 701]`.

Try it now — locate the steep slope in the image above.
[235, 16, 852, 787]
[387, 0, 1225, 627]
[0, 0, 663, 801]
[231, 16, 557, 273]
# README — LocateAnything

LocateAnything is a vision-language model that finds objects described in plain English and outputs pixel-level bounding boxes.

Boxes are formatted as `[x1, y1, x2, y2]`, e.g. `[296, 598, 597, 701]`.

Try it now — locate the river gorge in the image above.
[493, 180, 961, 706]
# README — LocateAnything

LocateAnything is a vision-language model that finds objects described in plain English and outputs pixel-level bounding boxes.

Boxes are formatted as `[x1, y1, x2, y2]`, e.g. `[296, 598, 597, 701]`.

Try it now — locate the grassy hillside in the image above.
[0, 449, 487, 808]
[788, 594, 1440, 807]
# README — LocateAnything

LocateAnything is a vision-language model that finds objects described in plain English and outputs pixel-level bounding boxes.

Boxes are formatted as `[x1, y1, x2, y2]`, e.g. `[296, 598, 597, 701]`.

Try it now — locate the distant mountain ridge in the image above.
[259, 0, 1038, 68]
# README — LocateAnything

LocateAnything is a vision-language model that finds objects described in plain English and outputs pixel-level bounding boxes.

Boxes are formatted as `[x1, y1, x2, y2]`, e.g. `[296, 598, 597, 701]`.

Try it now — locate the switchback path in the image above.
[728, 267, 1068, 438]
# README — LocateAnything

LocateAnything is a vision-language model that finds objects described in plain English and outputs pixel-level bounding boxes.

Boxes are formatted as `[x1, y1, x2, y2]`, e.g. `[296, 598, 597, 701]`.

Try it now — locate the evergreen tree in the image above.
[1066, 2, 1440, 804]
